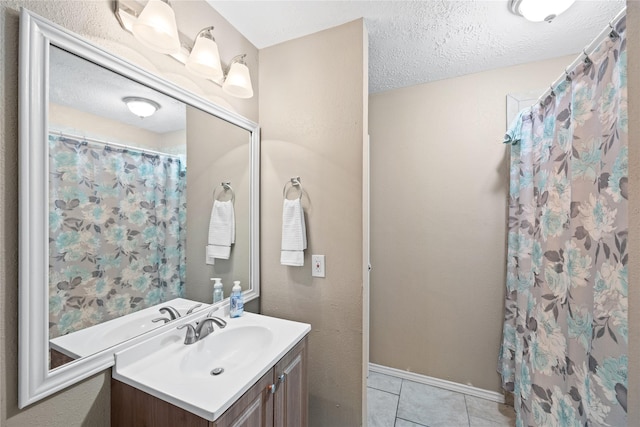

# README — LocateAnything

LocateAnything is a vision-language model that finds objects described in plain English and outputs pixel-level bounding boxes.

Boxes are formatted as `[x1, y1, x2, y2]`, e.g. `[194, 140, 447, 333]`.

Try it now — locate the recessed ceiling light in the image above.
[509, 0, 577, 23]
[123, 97, 161, 118]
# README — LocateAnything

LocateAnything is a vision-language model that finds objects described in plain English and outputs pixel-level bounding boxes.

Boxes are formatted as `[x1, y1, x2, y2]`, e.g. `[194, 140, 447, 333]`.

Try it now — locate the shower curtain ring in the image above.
[608, 21, 619, 39]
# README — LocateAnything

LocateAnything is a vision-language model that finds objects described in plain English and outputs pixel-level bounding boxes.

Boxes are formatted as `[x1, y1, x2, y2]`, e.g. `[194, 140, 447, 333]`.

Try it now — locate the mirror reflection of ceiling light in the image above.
[123, 97, 161, 118]
[509, 0, 577, 23]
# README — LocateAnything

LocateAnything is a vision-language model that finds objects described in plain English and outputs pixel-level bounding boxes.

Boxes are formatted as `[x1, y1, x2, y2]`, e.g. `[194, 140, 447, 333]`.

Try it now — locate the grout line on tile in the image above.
[393, 383, 400, 421]
[367, 386, 401, 399]
[395, 416, 428, 427]
[367, 385, 401, 396]
[464, 394, 471, 427]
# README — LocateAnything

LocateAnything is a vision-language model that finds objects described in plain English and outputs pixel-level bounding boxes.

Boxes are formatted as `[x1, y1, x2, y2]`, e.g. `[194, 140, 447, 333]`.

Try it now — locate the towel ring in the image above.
[213, 181, 235, 203]
[283, 177, 303, 200]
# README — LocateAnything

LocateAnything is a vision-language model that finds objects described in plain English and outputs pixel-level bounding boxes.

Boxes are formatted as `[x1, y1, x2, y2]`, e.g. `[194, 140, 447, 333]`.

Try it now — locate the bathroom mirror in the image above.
[19, 9, 260, 407]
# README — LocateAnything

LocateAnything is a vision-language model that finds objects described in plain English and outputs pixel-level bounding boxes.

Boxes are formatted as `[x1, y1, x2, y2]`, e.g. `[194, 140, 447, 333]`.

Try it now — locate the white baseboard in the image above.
[369, 363, 505, 404]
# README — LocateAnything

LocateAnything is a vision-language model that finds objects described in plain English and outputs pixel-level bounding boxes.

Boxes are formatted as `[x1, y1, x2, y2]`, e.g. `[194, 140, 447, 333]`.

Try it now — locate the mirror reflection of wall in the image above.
[185, 107, 251, 302]
[47, 46, 189, 370]
[46, 46, 253, 370]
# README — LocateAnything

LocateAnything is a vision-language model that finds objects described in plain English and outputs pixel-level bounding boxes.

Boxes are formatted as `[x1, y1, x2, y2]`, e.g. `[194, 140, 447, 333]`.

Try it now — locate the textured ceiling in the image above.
[208, 0, 626, 93]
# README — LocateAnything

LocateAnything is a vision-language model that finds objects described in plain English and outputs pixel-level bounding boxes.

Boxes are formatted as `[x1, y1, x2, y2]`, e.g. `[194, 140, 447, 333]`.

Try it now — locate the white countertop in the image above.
[112, 312, 311, 421]
[50, 298, 208, 359]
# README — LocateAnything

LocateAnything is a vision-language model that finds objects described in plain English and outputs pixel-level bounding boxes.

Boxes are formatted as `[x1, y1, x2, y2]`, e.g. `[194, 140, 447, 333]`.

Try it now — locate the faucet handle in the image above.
[186, 303, 203, 315]
[159, 306, 181, 320]
[209, 316, 227, 328]
[195, 317, 221, 340]
[152, 317, 171, 324]
[177, 323, 198, 345]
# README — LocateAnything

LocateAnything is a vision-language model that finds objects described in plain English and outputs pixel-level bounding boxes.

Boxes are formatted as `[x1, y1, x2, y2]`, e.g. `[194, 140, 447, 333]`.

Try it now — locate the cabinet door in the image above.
[273, 337, 308, 427]
[214, 369, 274, 427]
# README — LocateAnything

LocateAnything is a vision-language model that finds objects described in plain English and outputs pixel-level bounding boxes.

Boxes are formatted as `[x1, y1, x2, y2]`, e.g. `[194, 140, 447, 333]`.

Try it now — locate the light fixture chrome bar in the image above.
[114, 0, 223, 85]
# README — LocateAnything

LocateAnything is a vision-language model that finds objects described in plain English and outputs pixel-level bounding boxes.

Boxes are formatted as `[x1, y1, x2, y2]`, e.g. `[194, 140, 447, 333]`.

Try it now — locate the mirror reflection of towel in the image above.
[281, 198, 306, 266]
[206, 200, 235, 263]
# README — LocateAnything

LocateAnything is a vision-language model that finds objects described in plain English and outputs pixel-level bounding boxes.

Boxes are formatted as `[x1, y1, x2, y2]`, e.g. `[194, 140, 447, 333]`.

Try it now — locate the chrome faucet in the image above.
[159, 306, 181, 320]
[177, 317, 226, 345]
[206, 308, 228, 328]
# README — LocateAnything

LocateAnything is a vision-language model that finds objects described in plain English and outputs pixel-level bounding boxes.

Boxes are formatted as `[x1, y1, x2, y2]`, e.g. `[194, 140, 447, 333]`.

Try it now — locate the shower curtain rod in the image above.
[535, 6, 627, 106]
[51, 129, 184, 160]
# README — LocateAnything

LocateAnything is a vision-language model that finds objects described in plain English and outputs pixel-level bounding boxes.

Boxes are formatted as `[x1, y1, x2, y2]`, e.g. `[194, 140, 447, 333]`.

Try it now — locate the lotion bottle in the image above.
[212, 278, 224, 303]
[230, 281, 244, 317]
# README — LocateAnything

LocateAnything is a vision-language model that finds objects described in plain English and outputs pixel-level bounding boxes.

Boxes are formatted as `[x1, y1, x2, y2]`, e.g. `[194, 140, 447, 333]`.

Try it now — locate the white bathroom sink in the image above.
[179, 325, 273, 378]
[112, 312, 310, 421]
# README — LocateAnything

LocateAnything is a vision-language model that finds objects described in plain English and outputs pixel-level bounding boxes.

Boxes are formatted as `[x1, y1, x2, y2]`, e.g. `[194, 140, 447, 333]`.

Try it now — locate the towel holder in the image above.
[283, 177, 303, 200]
[213, 181, 235, 203]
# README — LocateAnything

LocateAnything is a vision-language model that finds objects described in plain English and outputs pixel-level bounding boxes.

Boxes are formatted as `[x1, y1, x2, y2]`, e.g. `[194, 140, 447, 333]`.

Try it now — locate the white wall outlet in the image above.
[312, 255, 325, 278]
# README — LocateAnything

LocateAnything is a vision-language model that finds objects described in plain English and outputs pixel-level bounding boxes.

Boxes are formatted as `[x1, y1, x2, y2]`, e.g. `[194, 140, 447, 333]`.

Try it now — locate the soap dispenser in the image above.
[230, 281, 244, 318]
[212, 278, 224, 303]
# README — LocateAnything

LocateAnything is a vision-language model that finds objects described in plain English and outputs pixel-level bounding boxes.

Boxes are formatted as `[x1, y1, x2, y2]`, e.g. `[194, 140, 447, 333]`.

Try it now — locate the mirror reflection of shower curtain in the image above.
[499, 16, 628, 427]
[48, 135, 187, 338]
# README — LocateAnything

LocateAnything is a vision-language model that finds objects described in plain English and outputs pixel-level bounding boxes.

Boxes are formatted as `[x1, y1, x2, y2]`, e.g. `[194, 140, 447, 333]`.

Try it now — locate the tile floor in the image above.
[367, 371, 516, 427]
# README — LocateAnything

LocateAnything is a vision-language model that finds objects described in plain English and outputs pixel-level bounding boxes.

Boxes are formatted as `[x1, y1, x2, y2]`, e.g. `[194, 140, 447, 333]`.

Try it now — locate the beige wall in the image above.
[259, 20, 366, 426]
[369, 54, 576, 393]
[627, 0, 639, 425]
[0, 1, 257, 425]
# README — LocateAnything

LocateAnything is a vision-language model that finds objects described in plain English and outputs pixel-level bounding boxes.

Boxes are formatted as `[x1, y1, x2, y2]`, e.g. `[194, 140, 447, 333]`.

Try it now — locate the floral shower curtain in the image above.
[499, 16, 627, 427]
[48, 136, 187, 338]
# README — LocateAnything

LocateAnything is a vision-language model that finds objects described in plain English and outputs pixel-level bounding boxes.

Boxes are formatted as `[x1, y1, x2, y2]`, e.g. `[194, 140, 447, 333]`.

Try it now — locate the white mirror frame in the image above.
[18, 8, 260, 408]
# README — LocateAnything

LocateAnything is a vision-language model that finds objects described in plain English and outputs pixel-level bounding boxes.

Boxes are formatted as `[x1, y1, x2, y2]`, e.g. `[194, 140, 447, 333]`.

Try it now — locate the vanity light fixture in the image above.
[123, 97, 161, 118]
[115, 0, 254, 99]
[509, 0, 577, 23]
[131, 0, 181, 54]
[222, 55, 254, 99]
[185, 26, 224, 81]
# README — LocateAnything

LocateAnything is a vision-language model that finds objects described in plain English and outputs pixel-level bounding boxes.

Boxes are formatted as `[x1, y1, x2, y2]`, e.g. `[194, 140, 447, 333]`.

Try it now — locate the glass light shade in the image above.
[186, 36, 224, 81]
[223, 61, 254, 99]
[132, 0, 181, 54]
[516, 0, 576, 22]
[123, 97, 160, 118]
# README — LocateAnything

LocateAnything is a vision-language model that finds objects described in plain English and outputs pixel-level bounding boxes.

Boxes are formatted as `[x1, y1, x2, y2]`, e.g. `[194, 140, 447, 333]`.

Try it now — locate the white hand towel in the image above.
[281, 198, 306, 266]
[207, 200, 235, 260]
[205, 246, 216, 265]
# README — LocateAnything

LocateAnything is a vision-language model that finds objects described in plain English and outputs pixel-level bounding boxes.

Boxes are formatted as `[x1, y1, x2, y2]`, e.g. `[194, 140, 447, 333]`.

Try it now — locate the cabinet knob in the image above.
[267, 374, 286, 394]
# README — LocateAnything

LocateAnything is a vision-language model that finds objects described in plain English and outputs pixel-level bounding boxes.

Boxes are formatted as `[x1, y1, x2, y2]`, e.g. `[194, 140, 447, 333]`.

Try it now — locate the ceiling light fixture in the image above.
[185, 26, 224, 81]
[123, 97, 161, 118]
[115, 0, 254, 99]
[509, 0, 577, 23]
[131, 0, 180, 54]
[222, 55, 254, 99]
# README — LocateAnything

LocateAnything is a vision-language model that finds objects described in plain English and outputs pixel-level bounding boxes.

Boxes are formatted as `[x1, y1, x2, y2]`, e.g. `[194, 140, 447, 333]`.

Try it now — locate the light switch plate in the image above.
[312, 255, 325, 278]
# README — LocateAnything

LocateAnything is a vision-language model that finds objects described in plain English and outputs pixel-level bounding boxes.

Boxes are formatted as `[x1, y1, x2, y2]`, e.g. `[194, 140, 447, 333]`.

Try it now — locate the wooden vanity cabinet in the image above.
[273, 337, 308, 427]
[111, 336, 308, 427]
